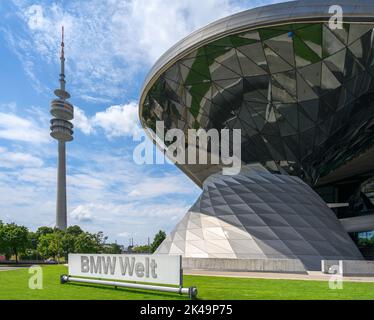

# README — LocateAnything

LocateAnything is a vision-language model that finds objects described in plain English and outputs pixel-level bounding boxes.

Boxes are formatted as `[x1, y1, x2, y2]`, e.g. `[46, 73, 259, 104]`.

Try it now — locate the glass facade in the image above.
[362, 177, 374, 206]
[357, 230, 374, 246]
[141, 22, 374, 186]
[353, 229, 374, 260]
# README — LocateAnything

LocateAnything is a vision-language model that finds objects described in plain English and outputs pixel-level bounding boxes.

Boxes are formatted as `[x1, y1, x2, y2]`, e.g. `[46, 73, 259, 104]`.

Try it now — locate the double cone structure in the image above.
[140, 0, 374, 270]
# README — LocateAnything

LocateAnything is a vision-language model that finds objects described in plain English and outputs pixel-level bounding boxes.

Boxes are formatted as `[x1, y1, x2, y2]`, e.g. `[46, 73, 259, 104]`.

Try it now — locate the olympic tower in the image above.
[50, 27, 74, 230]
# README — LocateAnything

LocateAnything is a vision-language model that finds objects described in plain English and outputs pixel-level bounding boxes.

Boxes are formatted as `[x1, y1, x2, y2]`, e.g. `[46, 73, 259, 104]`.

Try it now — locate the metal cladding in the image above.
[139, 0, 374, 187]
[156, 166, 363, 270]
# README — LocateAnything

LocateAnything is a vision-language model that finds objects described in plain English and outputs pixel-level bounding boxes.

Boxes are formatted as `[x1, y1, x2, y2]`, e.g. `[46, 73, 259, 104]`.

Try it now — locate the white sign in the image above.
[68, 254, 182, 286]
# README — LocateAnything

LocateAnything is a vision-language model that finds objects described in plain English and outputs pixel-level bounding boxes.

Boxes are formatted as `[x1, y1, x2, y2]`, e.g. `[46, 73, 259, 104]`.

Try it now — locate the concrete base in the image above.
[183, 257, 307, 274]
[322, 260, 374, 276]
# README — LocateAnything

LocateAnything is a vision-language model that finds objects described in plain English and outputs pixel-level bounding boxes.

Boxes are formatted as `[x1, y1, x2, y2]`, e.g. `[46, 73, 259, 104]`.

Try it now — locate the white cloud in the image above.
[0, 112, 49, 144]
[118, 232, 130, 238]
[0, 147, 43, 168]
[129, 175, 192, 199]
[66, 199, 191, 243]
[0, 102, 17, 112]
[0, 136, 199, 241]
[72, 102, 141, 138]
[6, 0, 247, 100]
[92, 102, 140, 138]
[70, 205, 94, 222]
[68, 173, 107, 191]
[79, 95, 112, 104]
[17, 167, 56, 187]
[73, 106, 94, 135]
[0, 0, 252, 242]
[113, 0, 245, 63]
[0, 102, 139, 141]
[70, 201, 190, 226]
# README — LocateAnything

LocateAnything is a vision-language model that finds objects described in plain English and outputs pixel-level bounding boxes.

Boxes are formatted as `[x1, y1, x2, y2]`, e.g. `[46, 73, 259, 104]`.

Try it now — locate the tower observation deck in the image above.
[50, 26, 74, 230]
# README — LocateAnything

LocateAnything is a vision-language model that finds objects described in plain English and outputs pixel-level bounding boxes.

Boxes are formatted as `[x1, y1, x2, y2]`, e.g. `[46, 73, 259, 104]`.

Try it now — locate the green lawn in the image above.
[0, 265, 374, 300]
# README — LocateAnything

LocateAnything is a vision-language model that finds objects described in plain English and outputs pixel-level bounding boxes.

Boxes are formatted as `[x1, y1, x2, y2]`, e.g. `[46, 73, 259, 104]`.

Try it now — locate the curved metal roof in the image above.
[139, 0, 374, 187]
[140, 0, 374, 113]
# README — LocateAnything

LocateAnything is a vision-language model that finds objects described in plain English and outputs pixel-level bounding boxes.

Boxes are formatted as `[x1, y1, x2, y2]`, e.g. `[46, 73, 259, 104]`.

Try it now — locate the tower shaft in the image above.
[56, 140, 67, 230]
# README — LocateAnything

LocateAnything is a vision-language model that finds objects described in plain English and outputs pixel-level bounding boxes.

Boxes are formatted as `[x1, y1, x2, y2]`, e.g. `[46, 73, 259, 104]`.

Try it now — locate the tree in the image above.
[0, 221, 4, 251]
[20, 249, 41, 261]
[133, 245, 151, 253]
[0, 221, 10, 259]
[74, 232, 103, 254]
[103, 243, 123, 254]
[37, 233, 59, 260]
[94, 231, 108, 247]
[61, 233, 76, 260]
[0, 223, 29, 263]
[28, 232, 38, 250]
[66, 225, 84, 237]
[36, 226, 54, 240]
[151, 230, 166, 253]
[0, 222, 121, 262]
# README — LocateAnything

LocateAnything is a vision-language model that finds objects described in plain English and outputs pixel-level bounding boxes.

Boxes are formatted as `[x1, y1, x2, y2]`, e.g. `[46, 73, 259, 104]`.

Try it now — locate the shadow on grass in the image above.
[66, 282, 191, 300]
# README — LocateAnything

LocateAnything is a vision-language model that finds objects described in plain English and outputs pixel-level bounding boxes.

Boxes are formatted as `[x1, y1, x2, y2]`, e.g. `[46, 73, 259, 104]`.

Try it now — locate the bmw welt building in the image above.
[139, 0, 374, 271]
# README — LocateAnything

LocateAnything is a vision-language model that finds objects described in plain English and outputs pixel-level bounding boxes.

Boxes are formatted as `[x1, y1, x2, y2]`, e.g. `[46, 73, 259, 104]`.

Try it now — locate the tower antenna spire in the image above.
[61, 25, 64, 58]
[59, 25, 66, 94]
[54, 25, 70, 100]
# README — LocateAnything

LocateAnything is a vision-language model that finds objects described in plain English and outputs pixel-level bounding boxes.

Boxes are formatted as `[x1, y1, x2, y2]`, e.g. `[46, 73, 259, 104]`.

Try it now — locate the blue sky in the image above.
[0, 0, 285, 245]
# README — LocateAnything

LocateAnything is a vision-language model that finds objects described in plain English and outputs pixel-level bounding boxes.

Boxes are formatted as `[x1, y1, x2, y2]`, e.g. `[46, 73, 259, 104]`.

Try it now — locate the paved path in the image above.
[184, 269, 374, 283]
[0, 266, 24, 272]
